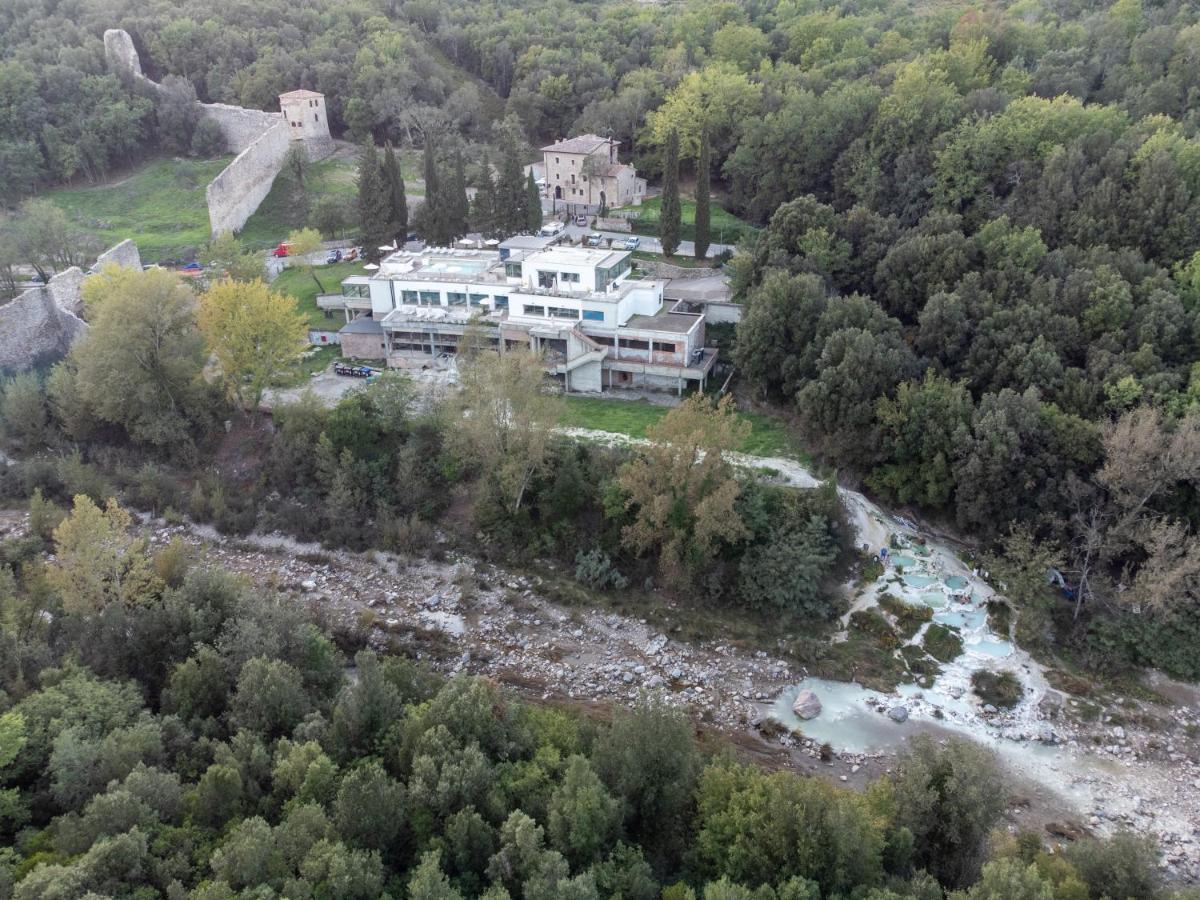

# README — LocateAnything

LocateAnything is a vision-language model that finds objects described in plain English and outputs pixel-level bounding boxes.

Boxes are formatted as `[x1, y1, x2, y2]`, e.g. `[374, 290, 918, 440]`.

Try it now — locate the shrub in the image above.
[574, 549, 628, 591]
[971, 670, 1022, 709]
[923, 624, 963, 662]
[849, 609, 898, 648]
[1064, 831, 1161, 900]
[878, 593, 933, 638]
[0, 373, 51, 449]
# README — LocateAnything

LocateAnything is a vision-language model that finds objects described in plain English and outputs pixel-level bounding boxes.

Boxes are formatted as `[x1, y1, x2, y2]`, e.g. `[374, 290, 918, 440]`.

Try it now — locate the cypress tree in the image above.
[472, 152, 496, 235]
[659, 129, 681, 257]
[525, 171, 542, 234]
[499, 135, 524, 235]
[693, 129, 711, 262]
[449, 150, 470, 238]
[357, 141, 390, 261]
[382, 143, 407, 246]
[421, 139, 450, 247]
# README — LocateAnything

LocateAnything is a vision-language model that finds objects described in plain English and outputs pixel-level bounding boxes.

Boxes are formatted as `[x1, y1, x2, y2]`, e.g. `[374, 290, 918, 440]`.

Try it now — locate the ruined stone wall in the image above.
[0, 239, 147, 373]
[205, 120, 291, 235]
[0, 271, 88, 373]
[94, 238, 143, 275]
[199, 103, 284, 154]
[103, 27, 297, 236]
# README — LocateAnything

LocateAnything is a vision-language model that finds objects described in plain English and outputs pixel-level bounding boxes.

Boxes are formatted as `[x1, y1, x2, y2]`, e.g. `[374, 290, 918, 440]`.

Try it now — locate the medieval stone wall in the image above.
[205, 120, 292, 235]
[103, 27, 314, 236]
[0, 271, 88, 373]
[94, 238, 143, 276]
[0, 239, 145, 374]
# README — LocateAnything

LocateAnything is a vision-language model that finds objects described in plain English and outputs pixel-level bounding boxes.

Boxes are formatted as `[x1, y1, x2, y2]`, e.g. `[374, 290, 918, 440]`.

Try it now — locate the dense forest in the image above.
[2, 0, 1200, 893]
[0, 490, 1187, 900]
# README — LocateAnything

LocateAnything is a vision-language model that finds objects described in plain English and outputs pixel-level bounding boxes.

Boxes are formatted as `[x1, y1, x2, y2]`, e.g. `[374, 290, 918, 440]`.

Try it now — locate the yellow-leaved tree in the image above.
[197, 279, 309, 412]
[617, 393, 750, 590]
[286, 227, 326, 293]
[47, 495, 161, 616]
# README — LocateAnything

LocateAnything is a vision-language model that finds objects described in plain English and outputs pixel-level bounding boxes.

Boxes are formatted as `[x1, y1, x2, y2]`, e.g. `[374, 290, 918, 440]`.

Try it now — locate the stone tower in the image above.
[279, 90, 335, 161]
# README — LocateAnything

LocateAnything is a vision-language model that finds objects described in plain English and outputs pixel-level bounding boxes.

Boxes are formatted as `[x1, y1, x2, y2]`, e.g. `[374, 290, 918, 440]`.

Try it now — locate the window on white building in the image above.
[548, 306, 578, 319]
[523, 305, 545, 317]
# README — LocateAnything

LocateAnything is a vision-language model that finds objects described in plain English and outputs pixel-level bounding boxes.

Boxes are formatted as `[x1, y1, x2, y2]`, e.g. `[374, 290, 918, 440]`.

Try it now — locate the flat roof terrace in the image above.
[622, 311, 702, 334]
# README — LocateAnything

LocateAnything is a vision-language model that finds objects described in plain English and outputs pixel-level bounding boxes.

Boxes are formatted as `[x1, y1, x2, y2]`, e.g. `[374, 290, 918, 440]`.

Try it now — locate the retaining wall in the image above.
[643, 261, 722, 280]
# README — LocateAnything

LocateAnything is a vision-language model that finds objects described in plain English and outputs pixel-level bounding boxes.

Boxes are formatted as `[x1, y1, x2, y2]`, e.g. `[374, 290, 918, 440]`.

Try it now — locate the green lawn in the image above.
[612, 196, 759, 246]
[44, 156, 233, 263]
[272, 260, 369, 331]
[559, 395, 807, 461]
[238, 151, 423, 248]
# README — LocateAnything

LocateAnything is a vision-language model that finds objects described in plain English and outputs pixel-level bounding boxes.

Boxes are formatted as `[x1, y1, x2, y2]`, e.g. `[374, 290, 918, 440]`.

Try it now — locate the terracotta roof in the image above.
[541, 134, 616, 154]
[278, 89, 323, 100]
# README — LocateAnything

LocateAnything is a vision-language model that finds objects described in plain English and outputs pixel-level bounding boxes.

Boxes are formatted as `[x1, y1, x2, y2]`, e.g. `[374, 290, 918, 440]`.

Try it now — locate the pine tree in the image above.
[524, 171, 542, 234]
[659, 129, 681, 257]
[693, 129, 711, 262]
[382, 143, 408, 245]
[357, 141, 390, 261]
[472, 152, 496, 235]
[449, 150, 469, 238]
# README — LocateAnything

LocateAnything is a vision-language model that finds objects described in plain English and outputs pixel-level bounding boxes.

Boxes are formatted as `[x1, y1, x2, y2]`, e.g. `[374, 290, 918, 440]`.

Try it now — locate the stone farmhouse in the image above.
[320, 241, 716, 394]
[535, 134, 646, 215]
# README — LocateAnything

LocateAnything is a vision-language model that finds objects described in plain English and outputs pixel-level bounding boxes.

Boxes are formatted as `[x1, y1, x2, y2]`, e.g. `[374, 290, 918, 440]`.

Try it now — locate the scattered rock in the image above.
[792, 689, 822, 720]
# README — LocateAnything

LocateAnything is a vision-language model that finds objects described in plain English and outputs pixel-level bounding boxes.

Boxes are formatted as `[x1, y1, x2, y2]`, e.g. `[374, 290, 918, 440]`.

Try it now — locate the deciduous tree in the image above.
[58, 266, 208, 448]
[197, 278, 308, 412]
[447, 351, 562, 516]
[617, 393, 749, 589]
[48, 496, 161, 617]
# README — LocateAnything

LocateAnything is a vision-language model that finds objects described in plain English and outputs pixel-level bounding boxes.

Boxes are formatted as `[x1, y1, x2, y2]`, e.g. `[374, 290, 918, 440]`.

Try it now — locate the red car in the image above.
[272, 242, 293, 258]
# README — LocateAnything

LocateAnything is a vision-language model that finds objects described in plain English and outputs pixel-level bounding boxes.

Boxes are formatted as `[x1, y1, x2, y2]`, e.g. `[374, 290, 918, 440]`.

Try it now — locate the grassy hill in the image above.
[44, 156, 232, 263]
[237, 148, 423, 248]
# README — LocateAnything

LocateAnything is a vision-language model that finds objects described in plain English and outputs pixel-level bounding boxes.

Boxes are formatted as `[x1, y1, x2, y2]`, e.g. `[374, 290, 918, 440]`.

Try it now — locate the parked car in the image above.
[586, 233, 603, 247]
[574, 214, 589, 226]
[343, 247, 359, 261]
[623, 236, 641, 250]
[539, 221, 564, 237]
[272, 242, 292, 258]
[325, 249, 343, 264]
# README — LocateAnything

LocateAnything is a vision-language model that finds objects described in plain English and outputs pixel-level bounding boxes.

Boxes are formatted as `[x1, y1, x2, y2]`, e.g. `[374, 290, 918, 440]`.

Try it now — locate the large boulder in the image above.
[887, 706, 909, 723]
[792, 689, 822, 720]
